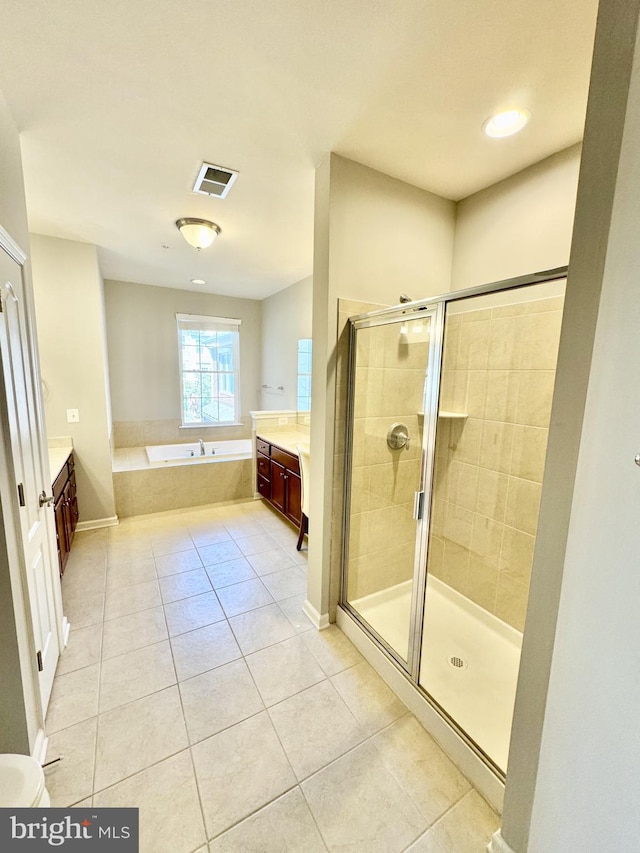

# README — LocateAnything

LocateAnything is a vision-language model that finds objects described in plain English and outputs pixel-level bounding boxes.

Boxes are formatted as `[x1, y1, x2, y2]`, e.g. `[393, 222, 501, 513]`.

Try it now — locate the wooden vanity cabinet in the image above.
[52, 452, 78, 576]
[256, 437, 302, 527]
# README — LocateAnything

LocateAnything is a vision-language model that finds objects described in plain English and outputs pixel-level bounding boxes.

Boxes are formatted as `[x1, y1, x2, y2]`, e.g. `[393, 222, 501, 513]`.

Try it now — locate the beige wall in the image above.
[430, 288, 564, 631]
[104, 279, 262, 445]
[260, 275, 312, 410]
[31, 235, 116, 524]
[452, 144, 581, 291]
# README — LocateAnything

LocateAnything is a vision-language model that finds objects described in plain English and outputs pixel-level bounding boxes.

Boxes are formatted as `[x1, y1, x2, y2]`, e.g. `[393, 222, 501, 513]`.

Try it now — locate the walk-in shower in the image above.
[341, 271, 566, 775]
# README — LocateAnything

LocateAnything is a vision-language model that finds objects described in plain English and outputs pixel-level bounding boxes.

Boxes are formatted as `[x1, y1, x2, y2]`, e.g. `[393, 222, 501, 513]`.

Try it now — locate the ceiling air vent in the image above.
[192, 162, 238, 199]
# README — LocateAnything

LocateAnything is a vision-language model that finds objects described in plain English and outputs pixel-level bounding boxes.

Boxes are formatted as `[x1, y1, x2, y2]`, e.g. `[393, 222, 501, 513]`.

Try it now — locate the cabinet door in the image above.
[270, 460, 286, 514]
[285, 471, 302, 526]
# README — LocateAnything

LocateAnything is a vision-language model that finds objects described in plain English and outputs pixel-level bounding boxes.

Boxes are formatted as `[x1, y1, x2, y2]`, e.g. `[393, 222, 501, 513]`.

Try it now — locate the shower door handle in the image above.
[413, 490, 425, 520]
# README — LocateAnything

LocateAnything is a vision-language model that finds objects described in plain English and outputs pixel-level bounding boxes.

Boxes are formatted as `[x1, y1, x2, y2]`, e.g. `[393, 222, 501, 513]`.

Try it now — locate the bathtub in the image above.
[145, 439, 252, 465]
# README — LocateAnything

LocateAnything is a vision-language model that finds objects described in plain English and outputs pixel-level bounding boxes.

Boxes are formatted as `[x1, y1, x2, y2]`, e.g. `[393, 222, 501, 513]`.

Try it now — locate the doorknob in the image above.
[39, 491, 54, 507]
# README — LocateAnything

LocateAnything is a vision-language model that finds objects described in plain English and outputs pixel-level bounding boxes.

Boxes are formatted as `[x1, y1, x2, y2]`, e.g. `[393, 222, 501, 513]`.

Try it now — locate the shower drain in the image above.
[448, 655, 468, 670]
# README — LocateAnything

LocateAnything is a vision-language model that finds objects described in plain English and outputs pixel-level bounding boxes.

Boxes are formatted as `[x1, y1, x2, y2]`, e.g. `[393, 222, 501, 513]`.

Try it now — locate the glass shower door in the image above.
[342, 309, 440, 666]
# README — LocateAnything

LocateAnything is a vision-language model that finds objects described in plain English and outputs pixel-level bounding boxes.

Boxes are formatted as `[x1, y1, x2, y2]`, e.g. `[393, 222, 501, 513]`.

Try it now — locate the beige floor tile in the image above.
[159, 568, 212, 604]
[245, 635, 326, 707]
[269, 680, 366, 781]
[205, 558, 257, 590]
[301, 625, 364, 676]
[102, 606, 168, 660]
[208, 788, 326, 852]
[330, 661, 407, 737]
[216, 578, 275, 618]
[44, 717, 97, 806]
[235, 531, 279, 556]
[63, 591, 105, 629]
[56, 624, 102, 676]
[106, 557, 157, 590]
[405, 790, 499, 852]
[46, 664, 100, 734]
[99, 640, 176, 712]
[302, 741, 426, 853]
[372, 714, 471, 826]
[151, 530, 195, 556]
[260, 566, 307, 602]
[179, 659, 264, 744]
[94, 750, 207, 853]
[223, 518, 260, 539]
[188, 524, 232, 547]
[191, 712, 296, 839]
[228, 603, 296, 655]
[198, 540, 243, 567]
[104, 579, 162, 620]
[94, 686, 188, 791]
[246, 548, 296, 577]
[155, 549, 204, 577]
[278, 594, 313, 634]
[108, 540, 154, 565]
[170, 621, 241, 681]
[164, 591, 225, 637]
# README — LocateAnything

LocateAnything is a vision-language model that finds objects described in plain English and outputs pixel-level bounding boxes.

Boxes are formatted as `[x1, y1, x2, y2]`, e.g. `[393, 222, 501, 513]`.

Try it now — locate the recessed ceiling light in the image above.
[483, 109, 530, 138]
[191, 278, 207, 285]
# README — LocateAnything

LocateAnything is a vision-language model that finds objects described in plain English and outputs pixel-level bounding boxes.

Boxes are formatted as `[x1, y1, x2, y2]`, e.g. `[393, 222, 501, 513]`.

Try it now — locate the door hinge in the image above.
[36, 650, 43, 672]
[17, 483, 25, 506]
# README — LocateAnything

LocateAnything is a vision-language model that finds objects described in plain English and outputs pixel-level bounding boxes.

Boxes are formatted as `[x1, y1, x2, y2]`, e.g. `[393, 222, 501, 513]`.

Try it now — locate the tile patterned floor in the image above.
[45, 498, 499, 852]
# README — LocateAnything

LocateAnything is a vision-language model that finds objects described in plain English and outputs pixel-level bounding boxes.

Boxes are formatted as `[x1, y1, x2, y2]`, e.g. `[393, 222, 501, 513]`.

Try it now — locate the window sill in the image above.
[179, 423, 244, 429]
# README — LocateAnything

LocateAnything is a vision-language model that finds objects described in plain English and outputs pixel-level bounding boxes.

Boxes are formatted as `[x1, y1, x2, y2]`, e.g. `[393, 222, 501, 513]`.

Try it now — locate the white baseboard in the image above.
[487, 830, 515, 853]
[32, 729, 48, 765]
[75, 515, 119, 531]
[302, 599, 330, 630]
[62, 616, 70, 647]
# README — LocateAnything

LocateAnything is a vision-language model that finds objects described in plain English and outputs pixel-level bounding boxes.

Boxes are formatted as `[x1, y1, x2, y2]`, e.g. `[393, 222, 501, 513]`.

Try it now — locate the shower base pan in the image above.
[352, 575, 522, 772]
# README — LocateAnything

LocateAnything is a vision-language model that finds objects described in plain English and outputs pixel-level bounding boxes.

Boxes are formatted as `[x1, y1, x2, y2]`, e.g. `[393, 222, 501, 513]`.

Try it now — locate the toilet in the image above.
[0, 754, 50, 807]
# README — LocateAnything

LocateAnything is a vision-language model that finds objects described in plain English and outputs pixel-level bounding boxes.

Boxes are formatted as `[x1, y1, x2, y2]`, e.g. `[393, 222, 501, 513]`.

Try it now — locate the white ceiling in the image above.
[0, 0, 598, 299]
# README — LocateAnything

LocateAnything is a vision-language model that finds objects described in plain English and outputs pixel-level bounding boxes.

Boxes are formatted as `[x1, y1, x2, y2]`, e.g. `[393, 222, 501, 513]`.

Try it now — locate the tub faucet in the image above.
[199, 438, 205, 456]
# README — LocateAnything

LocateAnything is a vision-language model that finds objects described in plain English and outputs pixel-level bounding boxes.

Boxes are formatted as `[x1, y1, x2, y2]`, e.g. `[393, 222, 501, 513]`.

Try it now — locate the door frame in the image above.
[0, 223, 67, 757]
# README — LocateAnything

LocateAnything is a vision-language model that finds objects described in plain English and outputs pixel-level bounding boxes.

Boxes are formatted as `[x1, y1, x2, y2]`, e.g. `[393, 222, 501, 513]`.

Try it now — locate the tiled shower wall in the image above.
[429, 293, 564, 631]
[341, 313, 429, 602]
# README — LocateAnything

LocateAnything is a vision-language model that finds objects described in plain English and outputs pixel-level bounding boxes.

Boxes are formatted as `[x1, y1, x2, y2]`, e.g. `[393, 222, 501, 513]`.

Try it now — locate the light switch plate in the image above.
[66, 408, 80, 423]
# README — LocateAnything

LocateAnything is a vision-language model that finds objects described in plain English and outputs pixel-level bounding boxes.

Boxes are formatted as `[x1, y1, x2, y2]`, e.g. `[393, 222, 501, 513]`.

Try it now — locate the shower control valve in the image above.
[387, 422, 410, 450]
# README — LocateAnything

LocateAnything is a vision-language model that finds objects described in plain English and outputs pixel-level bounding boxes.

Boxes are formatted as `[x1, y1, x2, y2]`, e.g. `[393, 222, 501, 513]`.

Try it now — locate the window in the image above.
[176, 314, 241, 425]
[297, 338, 312, 412]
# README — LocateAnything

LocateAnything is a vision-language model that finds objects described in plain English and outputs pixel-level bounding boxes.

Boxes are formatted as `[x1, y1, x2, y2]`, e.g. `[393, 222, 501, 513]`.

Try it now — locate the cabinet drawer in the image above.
[256, 452, 270, 479]
[257, 474, 271, 500]
[256, 438, 270, 457]
[271, 445, 300, 475]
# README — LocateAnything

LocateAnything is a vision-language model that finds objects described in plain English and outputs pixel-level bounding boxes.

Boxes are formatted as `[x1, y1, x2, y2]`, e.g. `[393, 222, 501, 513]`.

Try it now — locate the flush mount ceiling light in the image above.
[191, 278, 207, 285]
[176, 218, 221, 250]
[483, 109, 530, 138]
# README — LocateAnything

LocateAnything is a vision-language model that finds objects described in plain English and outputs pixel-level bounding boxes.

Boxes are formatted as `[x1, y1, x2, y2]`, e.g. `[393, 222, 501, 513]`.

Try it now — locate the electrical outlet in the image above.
[66, 408, 80, 423]
[278, 417, 288, 425]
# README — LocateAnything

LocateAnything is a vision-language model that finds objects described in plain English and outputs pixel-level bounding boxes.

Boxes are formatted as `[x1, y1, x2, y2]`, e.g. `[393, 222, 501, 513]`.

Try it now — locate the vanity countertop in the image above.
[256, 430, 310, 456]
[48, 445, 73, 483]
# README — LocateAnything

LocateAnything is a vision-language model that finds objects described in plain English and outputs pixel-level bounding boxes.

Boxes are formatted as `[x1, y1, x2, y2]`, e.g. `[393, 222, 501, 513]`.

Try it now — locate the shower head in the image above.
[399, 294, 412, 303]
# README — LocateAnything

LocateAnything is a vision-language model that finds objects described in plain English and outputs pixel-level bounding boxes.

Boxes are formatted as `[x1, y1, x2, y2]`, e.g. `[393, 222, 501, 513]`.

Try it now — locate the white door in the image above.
[0, 231, 61, 714]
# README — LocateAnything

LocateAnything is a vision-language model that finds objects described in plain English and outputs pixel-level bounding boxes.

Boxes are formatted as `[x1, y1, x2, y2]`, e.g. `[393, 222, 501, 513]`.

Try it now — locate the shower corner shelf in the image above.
[437, 411, 468, 419]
